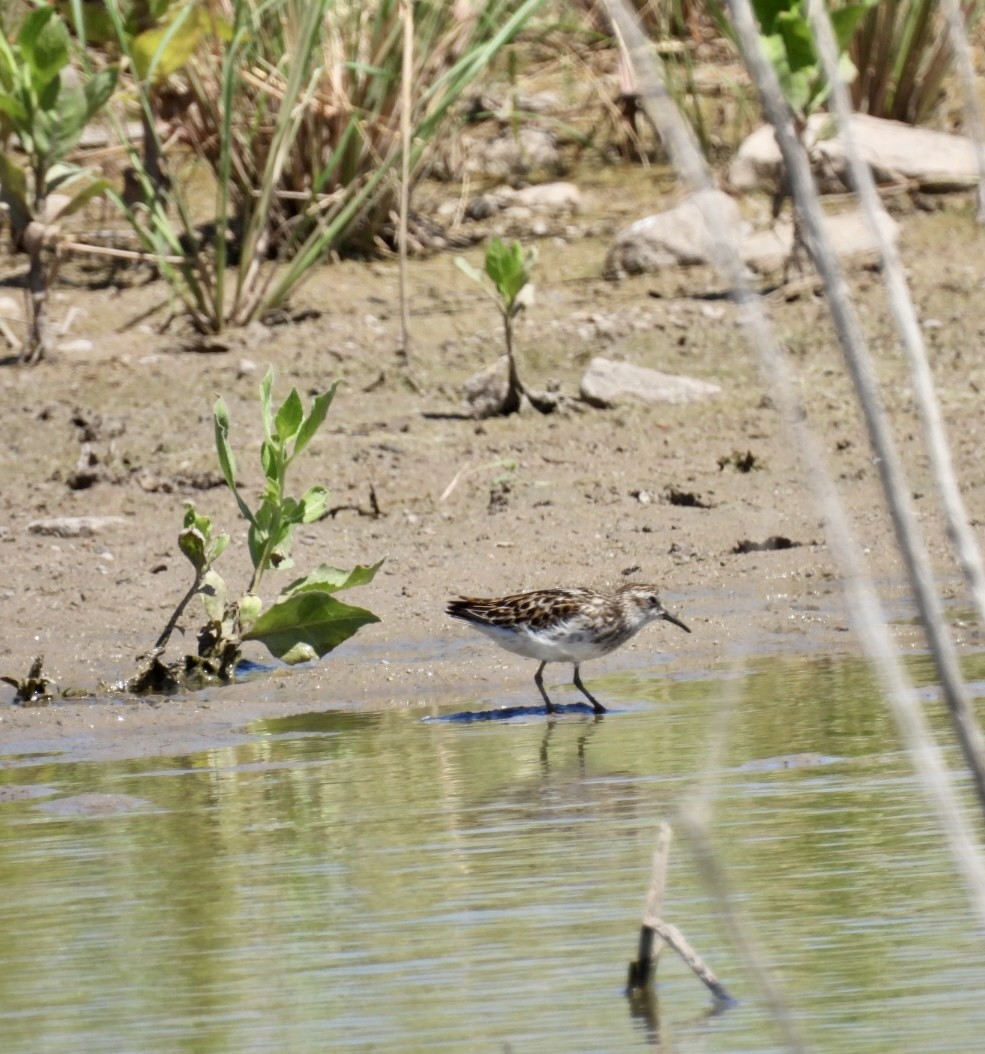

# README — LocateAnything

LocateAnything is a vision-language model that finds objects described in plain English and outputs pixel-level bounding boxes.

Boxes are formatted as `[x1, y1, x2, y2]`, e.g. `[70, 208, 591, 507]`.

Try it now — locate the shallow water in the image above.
[2, 652, 985, 1053]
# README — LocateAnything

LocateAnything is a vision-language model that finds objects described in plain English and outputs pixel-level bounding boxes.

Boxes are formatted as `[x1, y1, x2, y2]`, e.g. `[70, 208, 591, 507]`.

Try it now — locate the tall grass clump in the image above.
[849, 0, 985, 124]
[98, 0, 547, 334]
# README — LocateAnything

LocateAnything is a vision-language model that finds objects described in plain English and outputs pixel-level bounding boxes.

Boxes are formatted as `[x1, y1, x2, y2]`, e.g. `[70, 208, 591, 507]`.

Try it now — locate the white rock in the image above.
[742, 207, 899, 273]
[28, 516, 127, 538]
[56, 339, 93, 354]
[729, 113, 981, 193]
[513, 182, 581, 212]
[580, 357, 721, 408]
[603, 189, 745, 278]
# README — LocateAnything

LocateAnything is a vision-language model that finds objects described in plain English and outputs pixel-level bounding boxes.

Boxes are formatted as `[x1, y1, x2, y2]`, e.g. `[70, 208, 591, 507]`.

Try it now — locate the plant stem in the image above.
[502, 310, 523, 413]
[150, 571, 205, 659]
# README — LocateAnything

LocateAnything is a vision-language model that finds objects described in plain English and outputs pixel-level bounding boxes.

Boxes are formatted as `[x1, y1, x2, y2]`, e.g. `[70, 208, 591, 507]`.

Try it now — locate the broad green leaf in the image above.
[243, 590, 380, 662]
[200, 568, 227, 623]
[299, 485, 327, 523]
[291, 382, 337, 461]
[210, 532, 229, 562]
[280, 558, 385, 598]
[132, 8, 207, 84]
[47, 71, 94, 162]
[274, 388, 304, 442]
[83, 66, 118, 119]
[775, 11, 816, 76]
[260, 437, 281, 482]
[0, 92, 29, 127]
[748, 0, 791, 36]
[237, 591, 262, 630]
[19, 7, 68, 94]
[247, 524, 267, 571]
[179, 525, 207, 572]
[831, 1, 880, 52]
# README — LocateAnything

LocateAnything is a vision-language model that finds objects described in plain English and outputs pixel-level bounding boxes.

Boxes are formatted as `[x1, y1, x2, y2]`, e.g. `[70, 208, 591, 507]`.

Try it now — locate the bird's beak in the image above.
[662, 610, 691, 634]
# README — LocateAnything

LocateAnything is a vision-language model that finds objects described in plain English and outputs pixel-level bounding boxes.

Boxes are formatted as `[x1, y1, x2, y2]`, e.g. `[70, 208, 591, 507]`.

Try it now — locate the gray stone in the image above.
[464, 126, 559, 180]
[742, 206, 899, 273]
[580, 357, 721, 408]
[729, 113, 982, 193]
[28, 516, 127, 538]
[603, 189, 745, 278]
[467, 181, 580, 220]
[463, 357, 512, 418]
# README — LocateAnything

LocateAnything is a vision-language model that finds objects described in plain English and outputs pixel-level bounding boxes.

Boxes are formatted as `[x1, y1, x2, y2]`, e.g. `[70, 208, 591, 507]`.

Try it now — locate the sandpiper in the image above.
[447, 583, 690, 714]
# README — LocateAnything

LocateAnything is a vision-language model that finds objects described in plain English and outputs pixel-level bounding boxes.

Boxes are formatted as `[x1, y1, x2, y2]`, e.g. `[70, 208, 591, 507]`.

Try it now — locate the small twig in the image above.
[648, 919, 733, 1005]
[397, 0, 413, 371]
[439, 461, 472, 503]
[59, 239, 186, 265]
[149, 572, 205, 660]
[627, 822, 734, 1005]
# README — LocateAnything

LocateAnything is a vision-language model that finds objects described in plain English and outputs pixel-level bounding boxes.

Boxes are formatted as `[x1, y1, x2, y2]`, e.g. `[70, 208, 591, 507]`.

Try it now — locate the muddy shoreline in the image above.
[2, 193, 984, 763]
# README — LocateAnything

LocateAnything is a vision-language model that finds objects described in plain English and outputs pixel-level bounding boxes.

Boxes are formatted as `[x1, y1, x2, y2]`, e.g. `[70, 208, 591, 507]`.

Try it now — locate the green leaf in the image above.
[0, 91, 29, 128]
[213, 396, 256, 526]
[260, 437, 281, 482]
[483, 238, 534, 312]
[19, 7, 68, 94]
[237, 591, 262, 630]
[831, 1, 879, 52]
[45, 176, 110, 220]
[455, 255, 486, 286]
[291, 382, 337, 461]
[179, 525, 208, 572]
[200, 568, 227, 623]
[243, 591, 380, 662]
[132, 8, 208, 84]
[210, 532, 229, 562]
[299, 485, 327, 523]
[0, 152, 30, 229]
[259, 366, 275, 439]
[83, 66, 118, 120]
[280, 641, 318, 665]
[280, 559, 385, 598]
[274, 387, 304, 442]
[775, 10, 816, 76]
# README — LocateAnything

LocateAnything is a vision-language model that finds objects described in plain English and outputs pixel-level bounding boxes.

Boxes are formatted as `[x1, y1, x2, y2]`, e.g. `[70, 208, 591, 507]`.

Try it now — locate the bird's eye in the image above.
[648, 595, 660, 607]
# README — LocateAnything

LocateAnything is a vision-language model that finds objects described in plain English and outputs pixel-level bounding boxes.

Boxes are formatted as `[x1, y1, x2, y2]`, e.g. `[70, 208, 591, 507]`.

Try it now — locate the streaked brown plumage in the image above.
[447, 583, 690, 715]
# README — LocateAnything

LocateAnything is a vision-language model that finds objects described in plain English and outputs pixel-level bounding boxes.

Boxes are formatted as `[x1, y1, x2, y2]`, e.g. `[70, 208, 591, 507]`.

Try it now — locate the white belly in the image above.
[467, 621, 613, 663]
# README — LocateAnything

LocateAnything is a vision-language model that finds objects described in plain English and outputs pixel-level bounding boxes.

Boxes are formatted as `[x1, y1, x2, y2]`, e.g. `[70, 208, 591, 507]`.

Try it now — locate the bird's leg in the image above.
[572, 664, 607, 714]
[534, 661, 556, 714]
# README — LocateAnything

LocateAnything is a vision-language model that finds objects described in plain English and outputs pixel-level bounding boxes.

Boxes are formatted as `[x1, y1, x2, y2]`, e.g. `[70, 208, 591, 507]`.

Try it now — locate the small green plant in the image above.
[456, 238, 556, 416]
[0, 5, 118, 363]
[131, 367, 382, 693]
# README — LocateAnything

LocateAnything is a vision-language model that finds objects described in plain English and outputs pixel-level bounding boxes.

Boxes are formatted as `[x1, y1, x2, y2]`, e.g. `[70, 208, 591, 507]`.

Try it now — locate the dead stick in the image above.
[650, 919, 734, 1004]
[627, 823, 734, 1004]
[628, 822, 673, 988]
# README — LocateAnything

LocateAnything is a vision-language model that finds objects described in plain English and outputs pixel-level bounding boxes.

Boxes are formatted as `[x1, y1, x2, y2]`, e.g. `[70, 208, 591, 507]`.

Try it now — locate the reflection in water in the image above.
[1, 653, 985, 1052]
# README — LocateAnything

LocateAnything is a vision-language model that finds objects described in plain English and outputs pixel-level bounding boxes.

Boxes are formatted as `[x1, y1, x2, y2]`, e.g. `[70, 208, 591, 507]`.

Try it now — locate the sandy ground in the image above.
[2, 177, 984, 763]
